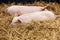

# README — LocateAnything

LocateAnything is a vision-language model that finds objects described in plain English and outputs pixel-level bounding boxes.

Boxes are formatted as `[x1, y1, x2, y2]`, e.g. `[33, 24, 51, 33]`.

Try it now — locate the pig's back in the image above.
[7, 6, 41, 14]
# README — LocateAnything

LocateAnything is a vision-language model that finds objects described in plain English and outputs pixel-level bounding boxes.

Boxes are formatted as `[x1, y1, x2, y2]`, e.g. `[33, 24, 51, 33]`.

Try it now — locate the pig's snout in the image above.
[4, 8, 11, 15]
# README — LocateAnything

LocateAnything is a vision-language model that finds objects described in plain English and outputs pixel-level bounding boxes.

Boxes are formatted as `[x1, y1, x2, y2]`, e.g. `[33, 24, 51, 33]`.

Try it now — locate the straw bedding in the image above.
[0, 2, 60, 40]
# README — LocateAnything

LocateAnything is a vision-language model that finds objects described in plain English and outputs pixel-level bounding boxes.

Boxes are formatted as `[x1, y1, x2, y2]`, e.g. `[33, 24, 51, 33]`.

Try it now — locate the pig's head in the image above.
[10, 16, 21, 26]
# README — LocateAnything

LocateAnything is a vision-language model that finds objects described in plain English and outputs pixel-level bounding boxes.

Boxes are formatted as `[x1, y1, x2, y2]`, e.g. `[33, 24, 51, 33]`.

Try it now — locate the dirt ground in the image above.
[0, 2, 60, 40]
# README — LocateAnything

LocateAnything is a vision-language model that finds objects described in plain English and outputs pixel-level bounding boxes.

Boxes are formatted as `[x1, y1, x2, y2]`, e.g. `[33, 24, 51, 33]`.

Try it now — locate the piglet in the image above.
[10, 11, 56, 25]
[5, 4, 49, 16]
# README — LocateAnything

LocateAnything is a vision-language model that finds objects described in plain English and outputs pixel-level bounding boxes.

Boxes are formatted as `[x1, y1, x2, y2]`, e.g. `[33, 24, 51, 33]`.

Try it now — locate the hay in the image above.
[0, 2, 60, 40]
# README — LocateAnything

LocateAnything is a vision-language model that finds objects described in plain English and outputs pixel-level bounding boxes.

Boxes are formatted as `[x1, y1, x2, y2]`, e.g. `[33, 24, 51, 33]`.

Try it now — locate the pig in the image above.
[10, 10, 56, 25]
[5, 4, 49, 16]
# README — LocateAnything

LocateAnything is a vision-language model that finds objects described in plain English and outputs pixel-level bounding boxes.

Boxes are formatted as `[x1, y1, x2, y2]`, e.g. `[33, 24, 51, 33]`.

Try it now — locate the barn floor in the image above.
[0, 2, 60, 40]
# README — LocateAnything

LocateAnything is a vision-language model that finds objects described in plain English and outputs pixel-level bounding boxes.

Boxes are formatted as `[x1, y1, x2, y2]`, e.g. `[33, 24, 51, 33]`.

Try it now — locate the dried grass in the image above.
[0, 2, 60, 40]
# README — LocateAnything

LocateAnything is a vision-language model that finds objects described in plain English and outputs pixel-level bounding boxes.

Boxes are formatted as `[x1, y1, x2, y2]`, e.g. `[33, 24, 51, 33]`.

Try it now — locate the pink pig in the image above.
[10, 11, 56, 25]
[5, 4, 49, 16]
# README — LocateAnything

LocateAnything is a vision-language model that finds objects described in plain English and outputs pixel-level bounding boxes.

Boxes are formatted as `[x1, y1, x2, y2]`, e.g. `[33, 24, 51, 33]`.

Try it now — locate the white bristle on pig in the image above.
[11, 11, 56, 25]
[5, 5, 48, 16]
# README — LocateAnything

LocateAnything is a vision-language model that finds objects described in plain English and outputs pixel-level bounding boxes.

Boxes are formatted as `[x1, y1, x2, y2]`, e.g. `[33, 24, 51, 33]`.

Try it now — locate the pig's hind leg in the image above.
[41, 4, 49, 11]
